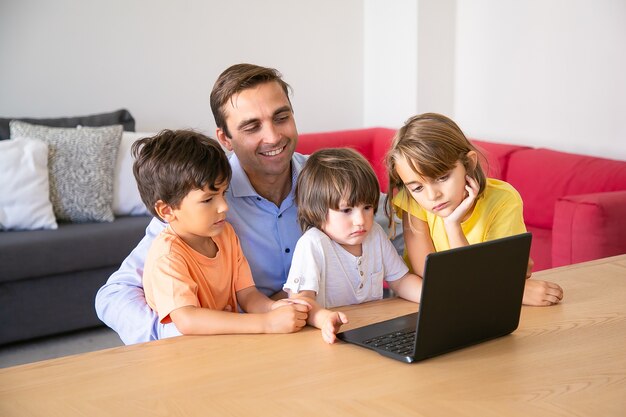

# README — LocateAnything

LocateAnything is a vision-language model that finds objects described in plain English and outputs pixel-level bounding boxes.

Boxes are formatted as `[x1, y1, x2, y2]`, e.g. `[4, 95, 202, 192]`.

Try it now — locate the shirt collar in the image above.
[228, 152, 305, 199]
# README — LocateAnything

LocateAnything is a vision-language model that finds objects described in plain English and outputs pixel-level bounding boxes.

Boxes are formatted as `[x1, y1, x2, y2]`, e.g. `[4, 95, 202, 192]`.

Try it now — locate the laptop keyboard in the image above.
[363, 329, 416, 356]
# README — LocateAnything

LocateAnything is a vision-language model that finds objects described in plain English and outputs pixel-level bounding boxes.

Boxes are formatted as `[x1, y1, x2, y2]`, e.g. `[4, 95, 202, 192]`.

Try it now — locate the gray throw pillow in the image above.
[9, 121, 123, 223]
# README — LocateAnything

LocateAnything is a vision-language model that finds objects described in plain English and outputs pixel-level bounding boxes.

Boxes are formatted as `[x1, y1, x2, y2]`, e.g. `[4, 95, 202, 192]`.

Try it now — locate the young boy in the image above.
[283, 148, 423, 343]
[132, 129, 309, 335]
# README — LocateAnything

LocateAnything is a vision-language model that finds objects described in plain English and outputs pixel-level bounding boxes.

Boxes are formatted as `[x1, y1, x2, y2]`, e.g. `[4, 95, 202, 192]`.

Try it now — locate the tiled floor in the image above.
[0, 327, 123, 369]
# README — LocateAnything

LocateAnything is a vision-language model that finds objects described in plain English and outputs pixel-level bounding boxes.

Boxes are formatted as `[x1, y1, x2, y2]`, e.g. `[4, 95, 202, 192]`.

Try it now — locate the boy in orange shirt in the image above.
[132, 130, 309, 335]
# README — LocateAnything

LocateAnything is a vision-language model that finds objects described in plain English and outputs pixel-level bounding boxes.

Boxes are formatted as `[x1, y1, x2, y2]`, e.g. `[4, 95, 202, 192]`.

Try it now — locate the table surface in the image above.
[1, 255, 625, 417]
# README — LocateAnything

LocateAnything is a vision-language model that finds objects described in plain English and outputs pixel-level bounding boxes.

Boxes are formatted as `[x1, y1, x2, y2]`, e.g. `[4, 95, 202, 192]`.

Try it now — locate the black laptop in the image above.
[337, 233, 532, 363]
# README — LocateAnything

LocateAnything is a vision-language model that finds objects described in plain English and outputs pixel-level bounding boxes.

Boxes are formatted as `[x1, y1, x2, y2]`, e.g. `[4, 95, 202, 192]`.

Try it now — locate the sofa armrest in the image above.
[552, 191, 626, 268]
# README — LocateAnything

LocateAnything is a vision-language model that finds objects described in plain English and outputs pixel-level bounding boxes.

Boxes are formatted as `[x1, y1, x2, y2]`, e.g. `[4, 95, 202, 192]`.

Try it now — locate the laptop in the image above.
[337, 232, 532, 363]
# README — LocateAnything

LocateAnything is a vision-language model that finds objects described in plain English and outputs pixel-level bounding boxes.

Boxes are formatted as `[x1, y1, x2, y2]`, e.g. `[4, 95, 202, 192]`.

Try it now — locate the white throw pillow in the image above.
[0, 137, 58, 231]
[113, 132, 152, 216]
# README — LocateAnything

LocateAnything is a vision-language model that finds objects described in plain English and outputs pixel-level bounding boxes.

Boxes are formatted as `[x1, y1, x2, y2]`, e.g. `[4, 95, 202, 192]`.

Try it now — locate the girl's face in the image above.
[394, 156, 470, 219]
[321, 201, 375, 257]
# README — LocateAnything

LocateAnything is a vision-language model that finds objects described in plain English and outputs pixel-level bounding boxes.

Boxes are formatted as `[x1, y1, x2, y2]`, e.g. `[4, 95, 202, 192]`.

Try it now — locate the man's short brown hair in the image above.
[210, 63, 292, 138]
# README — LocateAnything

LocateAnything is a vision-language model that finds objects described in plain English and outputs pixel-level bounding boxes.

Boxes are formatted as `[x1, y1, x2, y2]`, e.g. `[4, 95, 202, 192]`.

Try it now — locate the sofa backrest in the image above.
[296, 127, 396, 192]
[470, 140, 531, 180]
[506, 148, 626, 229]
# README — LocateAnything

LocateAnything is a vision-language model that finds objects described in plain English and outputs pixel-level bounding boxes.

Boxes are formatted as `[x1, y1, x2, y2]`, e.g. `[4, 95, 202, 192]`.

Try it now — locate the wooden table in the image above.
[1, 255, 625, 416]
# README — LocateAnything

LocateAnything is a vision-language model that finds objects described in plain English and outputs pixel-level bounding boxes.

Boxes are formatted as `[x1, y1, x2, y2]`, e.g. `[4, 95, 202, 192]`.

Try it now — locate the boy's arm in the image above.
[169, 295, 309, 335]
[388, 273, 423, 303]
[236, 285, 276, 313]
[289, 290, 348, 344]
[94, 217, 181, 344]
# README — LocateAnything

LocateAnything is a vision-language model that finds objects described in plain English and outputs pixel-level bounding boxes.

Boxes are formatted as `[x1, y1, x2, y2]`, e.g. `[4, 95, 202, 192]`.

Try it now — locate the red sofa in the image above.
[296, 128, 626, 271]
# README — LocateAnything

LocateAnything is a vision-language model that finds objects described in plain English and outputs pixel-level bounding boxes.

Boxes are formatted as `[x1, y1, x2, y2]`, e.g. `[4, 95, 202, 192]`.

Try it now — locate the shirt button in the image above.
[256, 197, 262, 201]
[285, 248, 290, 253]
[359, 283, 364, 289]
[278, 214, 282, 218]
[359, 270, 364, 276]
[294, 278, 300, 283]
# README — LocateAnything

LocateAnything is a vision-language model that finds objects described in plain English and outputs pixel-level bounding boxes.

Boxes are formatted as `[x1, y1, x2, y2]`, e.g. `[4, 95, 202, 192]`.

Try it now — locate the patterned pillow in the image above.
[9, 121, 123, 223]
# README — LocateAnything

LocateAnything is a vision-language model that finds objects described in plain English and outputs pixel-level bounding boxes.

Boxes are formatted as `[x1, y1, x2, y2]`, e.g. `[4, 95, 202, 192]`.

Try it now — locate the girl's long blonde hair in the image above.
[385, 113, 487, 235]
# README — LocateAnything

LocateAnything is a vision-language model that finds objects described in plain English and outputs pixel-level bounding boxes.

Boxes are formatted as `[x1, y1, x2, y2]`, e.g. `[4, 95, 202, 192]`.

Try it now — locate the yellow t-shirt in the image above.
[144, 223, 255, 323]
[392, 178, 526, 253]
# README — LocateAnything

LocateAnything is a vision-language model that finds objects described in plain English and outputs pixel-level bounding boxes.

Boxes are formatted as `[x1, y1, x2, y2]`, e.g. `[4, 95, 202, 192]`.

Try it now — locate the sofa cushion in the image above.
[0, 215, 151, 283]
[10, 121, 123, 223]
[506, 148, 626, 229]
[552, 191, 626, 268]
[0, 108, 135, 140]
[526, 225, 552, 272]
[297, 127, 395, 192]
[113, 131, 152, 216]
[0, 138, 57, 231]
[470, 140, 530, 180]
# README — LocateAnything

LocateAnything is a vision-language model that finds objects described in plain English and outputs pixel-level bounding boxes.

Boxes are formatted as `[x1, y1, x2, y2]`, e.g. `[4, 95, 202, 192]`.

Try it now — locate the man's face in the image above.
[217, 81, 298, 180]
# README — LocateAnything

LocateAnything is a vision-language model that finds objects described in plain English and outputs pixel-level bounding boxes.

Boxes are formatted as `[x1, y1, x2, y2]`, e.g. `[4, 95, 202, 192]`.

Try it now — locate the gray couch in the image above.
[0, 109, 151, 345]
[0, 215, 151, 345]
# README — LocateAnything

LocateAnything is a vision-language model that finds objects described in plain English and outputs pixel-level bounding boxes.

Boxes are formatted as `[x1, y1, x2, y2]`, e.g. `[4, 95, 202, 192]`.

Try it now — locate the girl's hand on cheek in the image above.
[445, 175, 479, 225]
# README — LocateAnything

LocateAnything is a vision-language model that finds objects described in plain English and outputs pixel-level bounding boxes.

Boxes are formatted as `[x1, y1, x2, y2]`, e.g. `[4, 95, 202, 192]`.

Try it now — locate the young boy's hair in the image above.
[131, 129, 231, 220]
[210, 63, 292, 139]
[296, 148, 380, 232]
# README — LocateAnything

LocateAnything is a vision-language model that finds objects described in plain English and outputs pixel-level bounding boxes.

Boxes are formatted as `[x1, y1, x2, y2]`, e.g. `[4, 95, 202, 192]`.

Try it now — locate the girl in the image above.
[283, 148, 423, 343]
[386, 113, 563, 307]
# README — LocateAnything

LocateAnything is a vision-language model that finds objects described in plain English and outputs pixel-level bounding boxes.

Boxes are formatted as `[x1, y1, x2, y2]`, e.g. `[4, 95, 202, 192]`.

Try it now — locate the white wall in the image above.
[363, 0, 418, 127]
[0, 0, 364, 135]
[1, 0, 624, 160]
[454, 0, 626, 160]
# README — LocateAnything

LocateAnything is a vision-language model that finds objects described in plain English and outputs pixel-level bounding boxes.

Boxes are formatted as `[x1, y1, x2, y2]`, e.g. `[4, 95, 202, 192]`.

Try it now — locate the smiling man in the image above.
[95, 64, 309, 344]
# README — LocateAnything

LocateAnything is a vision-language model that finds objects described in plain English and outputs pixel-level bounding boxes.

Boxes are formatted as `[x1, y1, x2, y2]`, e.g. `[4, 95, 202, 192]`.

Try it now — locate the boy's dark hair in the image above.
[296, 148, 380, 232]
[210, 63, 292, 138]
[131, 129, 231, 220]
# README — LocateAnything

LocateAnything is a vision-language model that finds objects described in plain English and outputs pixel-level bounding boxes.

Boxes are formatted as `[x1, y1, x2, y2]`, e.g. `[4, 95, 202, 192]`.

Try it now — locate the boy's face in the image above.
[395, 157, 469, 218]
[321, 201, 375, 257]
[168, 181, 230, 242]
[216, 81, 298, 182]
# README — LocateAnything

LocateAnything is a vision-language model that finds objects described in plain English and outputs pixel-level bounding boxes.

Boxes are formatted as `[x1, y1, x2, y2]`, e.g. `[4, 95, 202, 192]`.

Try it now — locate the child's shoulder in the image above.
[486, 178, 520, 192]
[297, 227, 346, 250]
[301, 227, 331, 243]
[484, 178, 522, 203]
[150, 226, 185, 258]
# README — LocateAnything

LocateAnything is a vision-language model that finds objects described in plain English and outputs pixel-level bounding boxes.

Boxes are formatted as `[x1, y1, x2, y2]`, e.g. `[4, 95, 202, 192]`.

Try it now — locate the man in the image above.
[95, 64, 308, 344]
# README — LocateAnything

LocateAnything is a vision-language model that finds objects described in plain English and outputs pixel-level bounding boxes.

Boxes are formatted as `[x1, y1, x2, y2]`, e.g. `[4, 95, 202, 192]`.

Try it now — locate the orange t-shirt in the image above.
[143, 223, 255, 323]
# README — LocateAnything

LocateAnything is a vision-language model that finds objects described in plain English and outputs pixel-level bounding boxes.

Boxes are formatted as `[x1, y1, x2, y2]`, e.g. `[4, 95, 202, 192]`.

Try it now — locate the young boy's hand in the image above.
[523, 279, 564, 306]
[265, 303, 310, 333]
[321, 311, 348, 344]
